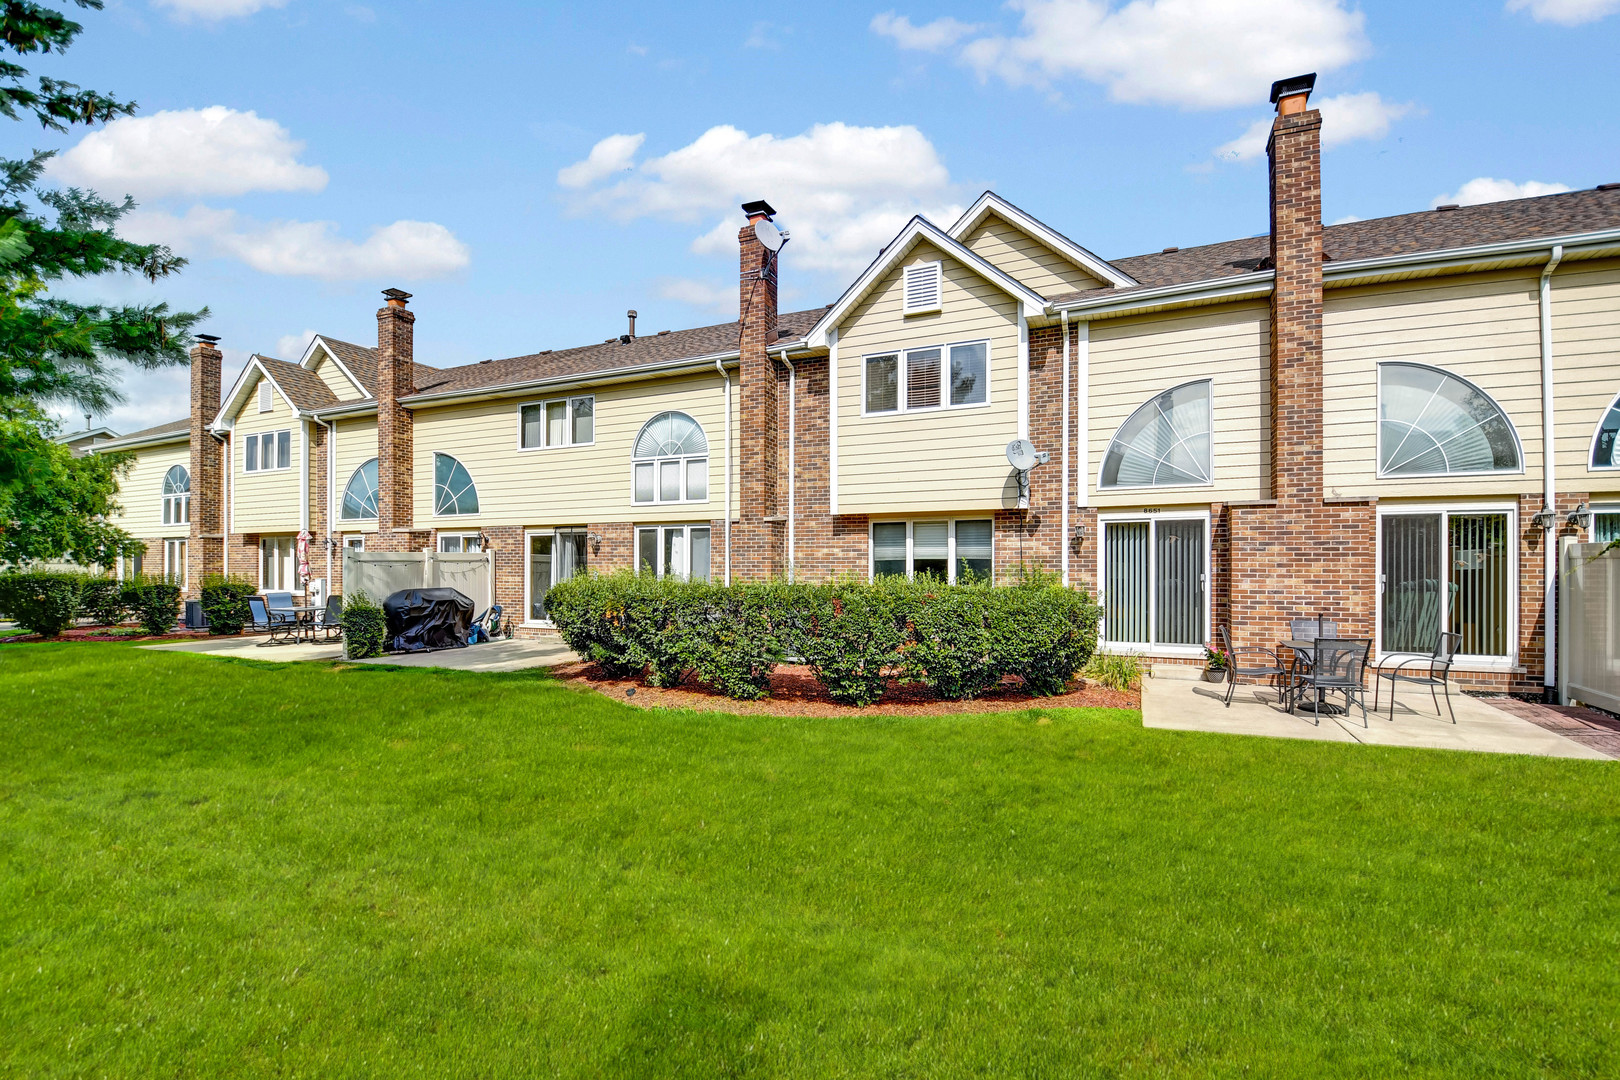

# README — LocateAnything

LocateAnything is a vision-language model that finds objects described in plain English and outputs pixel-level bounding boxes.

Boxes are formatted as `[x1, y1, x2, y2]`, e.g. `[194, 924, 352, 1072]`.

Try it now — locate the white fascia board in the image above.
[1053, 271, 1276, 320]
[302, 336, 368, 399]
[217, 356, 300, 424]
[1322, 227, 1620, 284]
[91, 430, 190, 453]
[947, 192, 1138, 288]
[805, 216, 1047, 349]
[386, 351, 754, 412]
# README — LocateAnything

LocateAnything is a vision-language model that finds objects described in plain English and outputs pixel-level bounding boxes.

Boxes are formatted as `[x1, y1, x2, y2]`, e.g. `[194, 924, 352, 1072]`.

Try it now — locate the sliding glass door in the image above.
[527, 528, 588, 622]
[1380, 508, 1512, 659]
[1102, 516, 1206, 649]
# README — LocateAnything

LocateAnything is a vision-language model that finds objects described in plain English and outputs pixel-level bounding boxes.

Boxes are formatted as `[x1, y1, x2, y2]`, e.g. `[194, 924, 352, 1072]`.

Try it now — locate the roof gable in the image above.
[301, 337, 368, 400]
[948, 192, 1136, 289]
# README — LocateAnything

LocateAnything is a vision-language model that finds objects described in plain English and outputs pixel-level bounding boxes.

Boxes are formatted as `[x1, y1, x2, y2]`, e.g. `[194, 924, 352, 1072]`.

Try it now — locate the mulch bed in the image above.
[551, 661, 1140, 717]
[0, 625, 209, 645]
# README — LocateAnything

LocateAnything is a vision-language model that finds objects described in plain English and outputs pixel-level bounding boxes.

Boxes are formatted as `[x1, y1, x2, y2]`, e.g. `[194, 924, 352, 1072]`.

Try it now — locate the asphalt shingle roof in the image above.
[97, 417, 190, 448]
[257, 355, 341, 412]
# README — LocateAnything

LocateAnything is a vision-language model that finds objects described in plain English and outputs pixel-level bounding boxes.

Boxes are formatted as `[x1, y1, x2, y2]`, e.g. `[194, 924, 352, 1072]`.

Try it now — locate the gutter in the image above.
[92, 430, 191, 453]
[778, 348, 796, 581]
[1050, 271, 1275, 319]
[1323, 227, 1620, 283]
[316, 415, 337, 590]
[1060, 309, 1070, 588]
[1539, 244, 1564, 698]
[716, 354, 732, 586]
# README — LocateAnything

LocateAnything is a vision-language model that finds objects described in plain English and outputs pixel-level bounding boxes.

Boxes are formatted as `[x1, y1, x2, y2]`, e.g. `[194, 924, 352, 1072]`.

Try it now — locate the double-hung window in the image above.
[163, 538, 187, 586]
[870, 519, 992, 583]
[437, 533, 483, 553]
[243, 430, 291, 473]
[1101, 514, 1208, 652]
[161, 465, 190, 526]
[520, 395, 594, 449]
[1380, 506, 1515, 661]
[632, 412, 707, 504]
[261, 536, 297, 591]
[864, 341, 988, 414]
[636, 524, 711, 582]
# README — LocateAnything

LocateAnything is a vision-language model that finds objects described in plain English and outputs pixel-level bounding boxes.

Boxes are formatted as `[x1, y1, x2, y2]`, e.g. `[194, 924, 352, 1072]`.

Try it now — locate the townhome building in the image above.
[94, 75, 1620, 696]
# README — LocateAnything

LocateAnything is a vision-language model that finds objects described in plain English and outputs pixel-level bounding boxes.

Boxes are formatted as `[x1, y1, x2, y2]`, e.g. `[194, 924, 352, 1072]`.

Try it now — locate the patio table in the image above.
[284, 605, 323, 645]
[1280, 639, 1346, 716]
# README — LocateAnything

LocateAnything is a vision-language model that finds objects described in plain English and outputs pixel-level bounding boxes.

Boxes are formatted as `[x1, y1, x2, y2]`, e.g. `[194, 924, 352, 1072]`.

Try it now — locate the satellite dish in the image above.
[1006, 438, 1037, 472]
[755, 219, 784, 252]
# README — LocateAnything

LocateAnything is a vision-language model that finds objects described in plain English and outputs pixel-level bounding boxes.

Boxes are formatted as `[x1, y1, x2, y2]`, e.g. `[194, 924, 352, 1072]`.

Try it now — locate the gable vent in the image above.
[902, 261, 943, 315]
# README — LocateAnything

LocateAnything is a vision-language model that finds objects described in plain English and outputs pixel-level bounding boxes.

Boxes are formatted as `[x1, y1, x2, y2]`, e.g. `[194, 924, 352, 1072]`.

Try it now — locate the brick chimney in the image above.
[375, 288, 416, 540]
[1267, 72, 1323, 503]
[188, 334, 224, 590]
[736, 199, 781, 578]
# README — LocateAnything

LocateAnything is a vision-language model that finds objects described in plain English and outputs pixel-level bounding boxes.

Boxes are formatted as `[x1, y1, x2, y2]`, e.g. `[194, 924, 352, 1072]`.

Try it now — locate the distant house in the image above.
[54, 426, 119, 457]
[93, 75, 1620, 697]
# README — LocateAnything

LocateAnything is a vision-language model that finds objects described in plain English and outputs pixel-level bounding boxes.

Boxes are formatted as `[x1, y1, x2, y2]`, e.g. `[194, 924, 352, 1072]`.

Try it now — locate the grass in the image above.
[1, 644, 1616, 1078]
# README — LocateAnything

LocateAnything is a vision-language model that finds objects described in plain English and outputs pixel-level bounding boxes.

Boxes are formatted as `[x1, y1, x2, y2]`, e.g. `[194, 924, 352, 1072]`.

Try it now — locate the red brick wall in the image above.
[374, 294, 416, 550]
[734, 218, 782, 579]
[187, 340, 224, 595]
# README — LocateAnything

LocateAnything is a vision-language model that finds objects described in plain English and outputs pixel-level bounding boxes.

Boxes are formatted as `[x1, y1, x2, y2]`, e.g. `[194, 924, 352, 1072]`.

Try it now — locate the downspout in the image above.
[317, 416, 336, 591]
[1061, 310, 1071, 588]
[778, 348, 796, 581]
[716, 355, 732, 585]
[220, 431, 230, 579]
[1540, 244, 1563, 697]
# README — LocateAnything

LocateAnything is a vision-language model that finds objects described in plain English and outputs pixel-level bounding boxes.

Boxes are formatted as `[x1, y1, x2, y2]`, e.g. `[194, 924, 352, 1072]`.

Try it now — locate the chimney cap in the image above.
[741, 199, 776, 221]
[381, 287, 413, 305]
[1269, 72, 1316, 104]
[195, 333, 221, 344]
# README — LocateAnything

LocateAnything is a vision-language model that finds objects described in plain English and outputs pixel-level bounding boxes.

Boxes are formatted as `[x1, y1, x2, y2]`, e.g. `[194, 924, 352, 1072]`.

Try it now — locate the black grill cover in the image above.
[382, 588, 474, 653]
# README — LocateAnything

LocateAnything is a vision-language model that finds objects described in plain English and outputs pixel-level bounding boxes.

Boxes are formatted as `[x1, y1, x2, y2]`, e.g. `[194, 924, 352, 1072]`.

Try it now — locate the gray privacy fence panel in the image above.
[1561, 542, 1620, 714]
[341, 550, 492, 613]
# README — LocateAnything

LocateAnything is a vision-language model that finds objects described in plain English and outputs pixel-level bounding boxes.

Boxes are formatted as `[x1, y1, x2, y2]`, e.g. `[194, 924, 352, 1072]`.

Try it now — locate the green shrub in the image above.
[79, 577, 128, 626]
[987, 577, 1101, 696]
[545, 572, 641, 677]
[672, 581, 782, 700]
[122, 575, 182, 636]
[341, 592, 385, 659]
[901, 577, 1000, 700]
[0, 570, 86, 636]
[796, 578, 909, 707]
[1081, 651, 1142, 692]
[200, 575, 257, 635]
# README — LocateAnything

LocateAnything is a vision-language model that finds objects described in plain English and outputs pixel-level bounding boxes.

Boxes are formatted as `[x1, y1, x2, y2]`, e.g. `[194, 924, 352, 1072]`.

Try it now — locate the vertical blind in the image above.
[1381, 512, 1508, 656]
[1381, 514, 1442, 653]
[1105, 522, 1150, 644]
[1448, 513, 1508, 656]
[1154, 519, 1204, 645]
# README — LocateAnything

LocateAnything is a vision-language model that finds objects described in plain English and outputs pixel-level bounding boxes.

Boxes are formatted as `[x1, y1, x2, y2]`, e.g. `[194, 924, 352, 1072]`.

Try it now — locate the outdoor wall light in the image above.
[586, 532, 604, 553]
[1072, 523, 1087, 542]
[1530, 506, 1558, 531]
[1567, 502, 1592, 530]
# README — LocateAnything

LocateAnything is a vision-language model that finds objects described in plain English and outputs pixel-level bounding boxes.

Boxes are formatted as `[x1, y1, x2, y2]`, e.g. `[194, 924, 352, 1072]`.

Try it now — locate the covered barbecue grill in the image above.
[382, 588, 474, 653]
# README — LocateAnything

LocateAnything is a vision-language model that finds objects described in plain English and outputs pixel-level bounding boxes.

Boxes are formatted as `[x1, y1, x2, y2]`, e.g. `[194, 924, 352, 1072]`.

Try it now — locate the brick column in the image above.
[188, 334, 224, 594]
[374, 288, 419, 551]
[735, 201, 782, 579]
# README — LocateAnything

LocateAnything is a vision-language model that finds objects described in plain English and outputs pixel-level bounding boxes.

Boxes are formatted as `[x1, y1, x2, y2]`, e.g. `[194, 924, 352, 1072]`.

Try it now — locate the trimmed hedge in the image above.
[341, 592, 385, 659]
[545, 571, 1100, 705]
[0, 571, 87, 636]
[200, 575, 257, 635]
[80, 578, 128, 626]
[123, 576, 182, 636]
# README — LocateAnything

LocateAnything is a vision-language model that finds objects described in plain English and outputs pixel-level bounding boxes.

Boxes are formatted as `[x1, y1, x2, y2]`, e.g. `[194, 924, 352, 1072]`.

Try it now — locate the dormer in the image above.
[300, 337, 368, 402]
[947, 192, 1134, 300]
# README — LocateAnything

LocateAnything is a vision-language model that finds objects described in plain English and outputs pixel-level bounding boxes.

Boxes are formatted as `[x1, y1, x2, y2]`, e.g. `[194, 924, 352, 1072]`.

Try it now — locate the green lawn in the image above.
[1, 645, 1616, 1078]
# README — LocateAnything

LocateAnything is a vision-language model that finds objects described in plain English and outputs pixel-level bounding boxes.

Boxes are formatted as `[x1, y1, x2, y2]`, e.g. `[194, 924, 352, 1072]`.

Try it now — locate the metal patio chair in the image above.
[318, 594, 344, 641]
[1287, 638, 1372, 725]
[247, 596, 297, 644]
[1218, 625, 1288, 708]
[1372, 631, 1461, 723]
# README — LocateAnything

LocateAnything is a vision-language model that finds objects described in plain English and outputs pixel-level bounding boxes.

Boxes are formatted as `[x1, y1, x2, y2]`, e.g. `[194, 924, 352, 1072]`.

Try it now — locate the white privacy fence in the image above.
[342, 550, 494, 615]
[1560, 541, 1620, 714]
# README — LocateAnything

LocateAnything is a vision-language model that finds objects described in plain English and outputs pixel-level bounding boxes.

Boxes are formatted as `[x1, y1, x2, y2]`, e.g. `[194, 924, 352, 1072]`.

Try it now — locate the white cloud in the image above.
[1506, 0, 1620, 25]
[870, 12, 983, 51]
[125, 205, 471, 280]
[1433, 177, 1573, 207]
[656, 277, 737, 315]
[152, 0, 288, 20]
[1330, 214, 1363, 225]
[1214, 91, 1414, 161]
[559, 122, 963, 276]
[881, 0, 1366, 110]
[275, 329, 320, 362]
[49, 107, 327, 199]
[557, 133, 645, 189]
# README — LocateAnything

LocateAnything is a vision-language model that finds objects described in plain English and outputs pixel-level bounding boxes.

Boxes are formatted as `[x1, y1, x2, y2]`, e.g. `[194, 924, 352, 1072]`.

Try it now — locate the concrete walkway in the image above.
[142, 634, 578, 672]
[1143, 666, 1610, 760]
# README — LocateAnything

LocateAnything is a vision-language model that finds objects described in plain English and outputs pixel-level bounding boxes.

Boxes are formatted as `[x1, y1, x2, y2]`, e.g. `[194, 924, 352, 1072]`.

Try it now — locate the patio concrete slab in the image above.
[1143, 675, 1610, 760]
[141, 635, 577, 672]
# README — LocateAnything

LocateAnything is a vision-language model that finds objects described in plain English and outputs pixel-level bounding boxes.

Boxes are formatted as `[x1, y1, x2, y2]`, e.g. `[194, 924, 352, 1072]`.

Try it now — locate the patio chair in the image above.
[1289, 616, 1340, 642]
[1218, 625, 1288, 708]
[1372, 631, 1460, 724]
[1287, 638, 1372, 725]
[247, 596, 297, 644]
[318, 594, 343, 641]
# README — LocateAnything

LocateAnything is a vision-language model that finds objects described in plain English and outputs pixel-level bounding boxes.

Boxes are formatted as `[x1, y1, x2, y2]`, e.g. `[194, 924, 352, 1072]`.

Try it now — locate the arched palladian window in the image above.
[161, 464, 190, 525]
[1378, 363, 1521, 476]
[341, 458, 379, 520]
[433, 453, 479, 516]
[633, 411, 708, 503]
[1591, 391, 1620, 469]
[1100, 380, 1213, 489]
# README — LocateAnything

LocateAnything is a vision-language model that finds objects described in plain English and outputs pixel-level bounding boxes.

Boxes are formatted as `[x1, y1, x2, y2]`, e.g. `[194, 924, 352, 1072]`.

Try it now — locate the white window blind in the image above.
[902, 262, 942, 314]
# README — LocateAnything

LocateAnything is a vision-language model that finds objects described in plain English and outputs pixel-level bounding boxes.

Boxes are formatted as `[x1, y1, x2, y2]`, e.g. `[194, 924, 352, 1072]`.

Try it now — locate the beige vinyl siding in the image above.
[232, 371, 304, 534]
[836, 242, 1022, 514]
[410, 372, 738, 527]
[962, 214, 1105, 298]
[312, 348, 363, 401]
[332, 417, 380, 533]
[108, 440, 190, 538]
[1552, 257, 1620, 490]
[1087, 301, 1271, 506]
[1323, 269, 1542, 499]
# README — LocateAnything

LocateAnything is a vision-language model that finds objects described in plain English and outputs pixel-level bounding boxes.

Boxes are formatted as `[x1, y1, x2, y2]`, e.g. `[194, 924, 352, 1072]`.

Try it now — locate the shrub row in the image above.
[0, 570, 182, 637]
[545, 571, 1101, 705]
[200, 575, 257, 635]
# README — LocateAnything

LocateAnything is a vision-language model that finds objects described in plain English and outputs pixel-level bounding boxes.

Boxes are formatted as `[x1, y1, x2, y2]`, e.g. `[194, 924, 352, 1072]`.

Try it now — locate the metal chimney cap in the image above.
[195, 333, 221, 344]
[741, 199, 776, 220]
[1269, 73, 1316, 103]
[381, 288, 413, 302]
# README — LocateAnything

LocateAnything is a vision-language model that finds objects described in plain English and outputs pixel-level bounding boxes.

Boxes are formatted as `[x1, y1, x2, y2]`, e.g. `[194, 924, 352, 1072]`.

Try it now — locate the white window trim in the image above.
[436, 531, 483, 553]
[1097, 379, 1217, 492]
[1373, 500, 1519, 669]
[1096, 509, 1212, 660]
[634, 523, 714, 582]
[344, 535, 365, 552]
[163, 538, 188, 587]
[242, 429, 294, 474]
[630, 412, 710, 506]
[258, 535, 301, 594]
[1374, 362, 1526, 480]
[1586, 389, 1620, 471]
[516, 394, 596, 452]
[859, 338, 993, 418]
[522, 527, 590, 626]
[901, 260, 943, 316]
[867, 518, 995, 585]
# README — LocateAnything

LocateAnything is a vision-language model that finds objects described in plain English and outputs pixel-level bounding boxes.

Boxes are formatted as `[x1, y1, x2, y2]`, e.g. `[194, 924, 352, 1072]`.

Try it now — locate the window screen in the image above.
[866, 354, 898, 413]
[872, 522, 907, 577]
[949, 342, 987, 406]
[571, 397, 593, 444]
[244, 434, 259, 472]
[955, 520, 992, 582]
[520, 404, 543, 448]
[906, 348, 942, 410]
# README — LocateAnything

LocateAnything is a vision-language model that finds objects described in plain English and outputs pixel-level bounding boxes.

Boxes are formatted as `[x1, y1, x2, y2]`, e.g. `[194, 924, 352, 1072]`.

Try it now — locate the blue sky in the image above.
[31, 0, 1620, 432]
